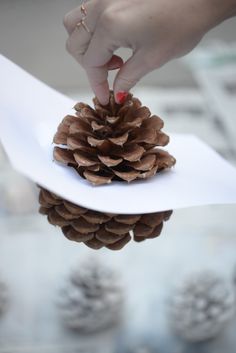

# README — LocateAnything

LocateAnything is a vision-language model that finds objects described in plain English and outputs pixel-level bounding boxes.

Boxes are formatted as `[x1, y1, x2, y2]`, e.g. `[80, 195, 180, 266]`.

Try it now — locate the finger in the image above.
[83, 30, 118, 104]
[83, 23, 118, 68]
[113, 50, 166, 103]
[63, 0, 98, 35]
[85, 66, 110, 105]
[65, 2, 102, 61]
[85, 55, 123, 104]
[66, 24, 92, 62]
[66, 31, 122, 69]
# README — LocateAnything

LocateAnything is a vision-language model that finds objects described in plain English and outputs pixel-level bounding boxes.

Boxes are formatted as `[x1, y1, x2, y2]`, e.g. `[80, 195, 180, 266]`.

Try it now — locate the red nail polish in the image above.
[116, 91, 128, 104]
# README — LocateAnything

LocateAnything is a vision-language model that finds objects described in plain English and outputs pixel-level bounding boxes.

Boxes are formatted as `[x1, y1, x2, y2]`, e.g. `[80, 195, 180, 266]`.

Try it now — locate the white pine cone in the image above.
[57, 258, 124, 333]
[0, 279, 8, 316]
[169, 271, 235, 342]
[125, 346, 155, 353]
[233, 265, 236, 289]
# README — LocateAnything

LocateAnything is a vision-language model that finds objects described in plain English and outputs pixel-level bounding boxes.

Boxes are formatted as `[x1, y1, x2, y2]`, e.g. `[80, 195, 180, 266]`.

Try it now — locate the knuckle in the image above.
[99, 8, 117, 32]
[63, 13, 71, 29]
[118, 75, 139, 88]
[144, 54, 159, 70]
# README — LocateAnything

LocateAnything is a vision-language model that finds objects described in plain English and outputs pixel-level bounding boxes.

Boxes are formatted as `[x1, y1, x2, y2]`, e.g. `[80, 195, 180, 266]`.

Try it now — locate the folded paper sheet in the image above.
[0, 55, 236, 214]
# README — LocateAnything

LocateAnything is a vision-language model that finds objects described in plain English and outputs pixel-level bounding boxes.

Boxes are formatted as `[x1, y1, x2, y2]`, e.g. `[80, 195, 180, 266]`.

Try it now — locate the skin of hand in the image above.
[64, 0, 236, 105]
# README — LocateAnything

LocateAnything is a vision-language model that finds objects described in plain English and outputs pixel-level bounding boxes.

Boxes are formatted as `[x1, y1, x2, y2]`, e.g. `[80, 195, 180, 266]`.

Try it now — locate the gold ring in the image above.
[76, 3, 91, 33]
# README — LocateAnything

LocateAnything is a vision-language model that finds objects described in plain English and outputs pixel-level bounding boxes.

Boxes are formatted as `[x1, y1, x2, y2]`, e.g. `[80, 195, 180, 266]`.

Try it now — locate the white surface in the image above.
[0, 55, 236, 214]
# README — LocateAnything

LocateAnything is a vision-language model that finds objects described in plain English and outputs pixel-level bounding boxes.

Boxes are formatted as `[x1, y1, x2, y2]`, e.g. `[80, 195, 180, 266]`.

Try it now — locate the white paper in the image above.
[0, 54, 236, 214]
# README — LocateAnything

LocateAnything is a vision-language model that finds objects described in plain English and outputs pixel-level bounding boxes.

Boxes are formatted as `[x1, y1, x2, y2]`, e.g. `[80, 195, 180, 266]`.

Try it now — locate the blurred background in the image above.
[0, 1, 236, 353]
[0, 0, 236, 91]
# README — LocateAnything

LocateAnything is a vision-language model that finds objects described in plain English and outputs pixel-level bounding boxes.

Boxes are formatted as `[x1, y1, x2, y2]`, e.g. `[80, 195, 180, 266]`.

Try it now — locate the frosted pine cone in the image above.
[39, 187, 172, 250]
[0, 279, 8, 316]
[57, 258, 124, 333]
[233, 265, 236, 290]
[169, 272, 235, 342]
[53, 92, 176, 185]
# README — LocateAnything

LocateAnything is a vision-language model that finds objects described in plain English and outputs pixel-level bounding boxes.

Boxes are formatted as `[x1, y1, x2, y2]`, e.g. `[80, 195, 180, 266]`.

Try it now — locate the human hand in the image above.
[64, 0, 236, 105]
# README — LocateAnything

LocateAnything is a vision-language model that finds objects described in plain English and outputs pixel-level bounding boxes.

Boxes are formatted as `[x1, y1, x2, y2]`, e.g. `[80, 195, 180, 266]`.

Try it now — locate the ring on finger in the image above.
[76, 2, 91, 33]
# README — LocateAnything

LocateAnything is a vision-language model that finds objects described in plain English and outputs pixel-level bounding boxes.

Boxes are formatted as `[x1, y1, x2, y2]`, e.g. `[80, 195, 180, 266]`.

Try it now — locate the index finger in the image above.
[83, 29, 119, 104]
[85, 66, 110, 106]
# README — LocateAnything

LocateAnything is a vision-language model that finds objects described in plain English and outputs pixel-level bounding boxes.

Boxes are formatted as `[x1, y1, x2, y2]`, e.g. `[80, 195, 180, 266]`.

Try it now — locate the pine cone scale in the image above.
[56, 122, 69, 135]
[106, 116, 121, 125]
[142, 115, 164, 130]
[114, 214, 141, 224]
[146, 222, 164, 238]
[62, 115, 79, 126]
[81, 211, 111, 224]
[133, 223, 154, 238]
[39, 206, 51, 214]
[140, 213, 165, 227]
[106, 234, 131, 250]
[98, 155, 123, 167]
[63, 201, 86, 215]
[53, 147, 76, 166]
[41, 189, 61, 205]
[69, 121, 92, 136]
[109, 132, 129, 146]
[87, 136, 106, 147]
[72, 219, 100, 234]
[53, 131, 68, 145]
[96, 227, 126, 244]
[118, 118, 142, 131]
[119, 144, 145, 162]
[130, 127, 156, 144]
[138, 165, 158, 179]
[85, 238, 104, 250]
[48, 209, 70, 227]
[83, 170, 113, 185]
[112, 169, 140, 182]
[74, 150, 99, 167]
[62, 226, 94, 242]
[56, 204, 78, 220]
[105, 220, 133, 235]
[67, 136, 95, 153]
[128, 154, 156, 171]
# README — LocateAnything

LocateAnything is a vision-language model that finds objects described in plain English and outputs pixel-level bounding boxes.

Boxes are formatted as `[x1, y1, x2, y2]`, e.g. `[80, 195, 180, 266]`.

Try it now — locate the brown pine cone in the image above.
[39, 187, 173, 251]
[53, 91, 176, 185]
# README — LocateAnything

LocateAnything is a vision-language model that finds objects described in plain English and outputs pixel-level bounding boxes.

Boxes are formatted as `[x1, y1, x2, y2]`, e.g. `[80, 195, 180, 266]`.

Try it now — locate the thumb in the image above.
[113, 51, 164, 103]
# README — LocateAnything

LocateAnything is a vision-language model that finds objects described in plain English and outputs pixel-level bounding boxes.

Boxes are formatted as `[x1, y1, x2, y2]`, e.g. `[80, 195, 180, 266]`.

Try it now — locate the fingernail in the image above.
[116, 91, 128, 104]
[109, 65, 120, 71]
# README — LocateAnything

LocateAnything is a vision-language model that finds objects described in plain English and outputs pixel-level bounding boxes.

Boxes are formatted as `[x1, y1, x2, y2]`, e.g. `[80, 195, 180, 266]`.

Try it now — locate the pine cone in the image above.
[0, 279, 8, 317]
[53, 92, 176, 185]
[233, 264, 236, 290]
[57, 258, 124, 333]
[124, 345, 156, 353]
[169, 272, 235, 342]
[39, 187, 173, 250]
